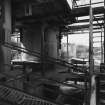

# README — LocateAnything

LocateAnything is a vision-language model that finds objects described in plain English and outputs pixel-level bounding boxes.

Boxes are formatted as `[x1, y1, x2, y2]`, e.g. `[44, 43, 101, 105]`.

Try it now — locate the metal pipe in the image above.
[62, 31, 104, 35]
[67, 33, 69, 62]
[41, 24, 45, 76]
[89, 1, 96, 105]
[101, 31, 104, 63]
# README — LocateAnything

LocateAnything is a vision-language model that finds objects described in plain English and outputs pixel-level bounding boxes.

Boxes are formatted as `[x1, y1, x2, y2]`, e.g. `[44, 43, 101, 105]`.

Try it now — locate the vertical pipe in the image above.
[96, 76, 100, 105]
[89, 0, 94, 75]
[67, 33, 69, 62]
[101, 31, 103, 63]
[41, 24, 45, 76]
[89, 1, 96, 105]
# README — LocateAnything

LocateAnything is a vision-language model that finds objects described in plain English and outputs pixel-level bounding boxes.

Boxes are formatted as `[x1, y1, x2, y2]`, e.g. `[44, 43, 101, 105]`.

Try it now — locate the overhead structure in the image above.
[12, 0, 75, 28]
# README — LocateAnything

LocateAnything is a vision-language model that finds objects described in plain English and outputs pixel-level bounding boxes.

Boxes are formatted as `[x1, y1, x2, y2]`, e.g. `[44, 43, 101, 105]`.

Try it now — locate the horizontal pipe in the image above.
[74, 1, 104, 8]
[76, 17, 104, 23]
[62, 31, 104, 35]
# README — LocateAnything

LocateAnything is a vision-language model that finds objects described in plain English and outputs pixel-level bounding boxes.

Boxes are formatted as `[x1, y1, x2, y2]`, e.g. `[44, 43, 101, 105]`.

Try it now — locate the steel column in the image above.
[89, 0, 94, 75]
[89, 1, 96, 105]
[67, 33, 69, 62]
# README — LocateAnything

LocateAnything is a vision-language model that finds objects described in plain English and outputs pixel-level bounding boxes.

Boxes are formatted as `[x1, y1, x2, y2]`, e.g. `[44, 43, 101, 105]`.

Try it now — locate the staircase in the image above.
[0, 84, 60, 105]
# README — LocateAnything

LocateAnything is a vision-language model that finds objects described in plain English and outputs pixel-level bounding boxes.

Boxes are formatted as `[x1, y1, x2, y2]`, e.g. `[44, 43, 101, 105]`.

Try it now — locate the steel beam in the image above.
[71, 6, 104, 17]
[76, 17, 104, 23]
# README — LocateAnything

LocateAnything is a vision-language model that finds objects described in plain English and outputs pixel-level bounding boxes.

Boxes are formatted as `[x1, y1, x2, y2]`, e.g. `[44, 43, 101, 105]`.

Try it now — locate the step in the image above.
[100, 80, 105, 83]
[100, 99, 105, 104]
[99, 80, 105, 86]
[100, 90, 105, 93]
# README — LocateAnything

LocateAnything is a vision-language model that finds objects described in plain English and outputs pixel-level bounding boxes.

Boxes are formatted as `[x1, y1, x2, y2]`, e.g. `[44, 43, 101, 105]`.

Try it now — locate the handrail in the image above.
[3, 41, 74, 68]
[3, 41, 88, 73]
